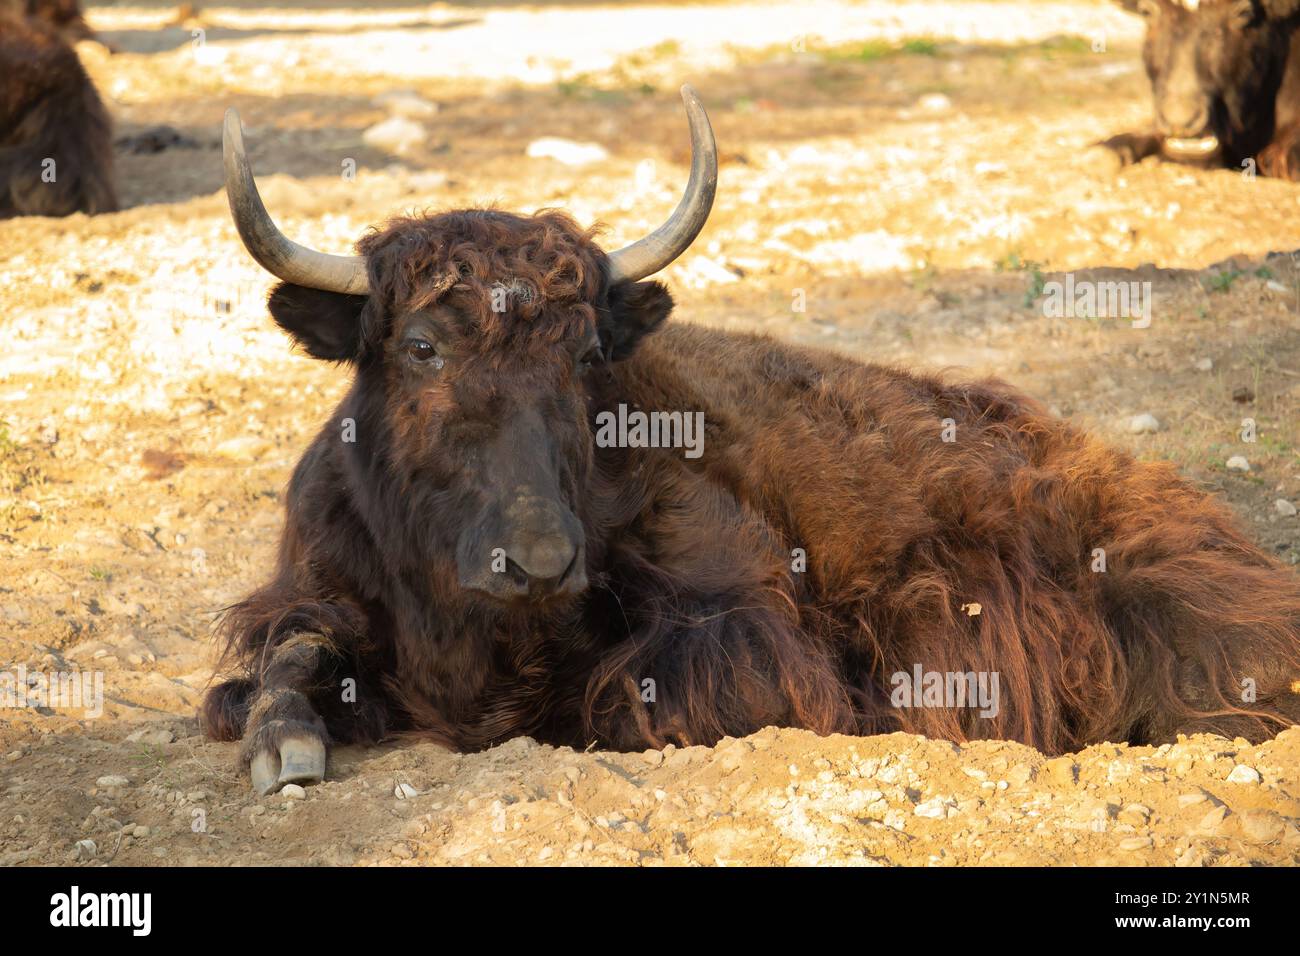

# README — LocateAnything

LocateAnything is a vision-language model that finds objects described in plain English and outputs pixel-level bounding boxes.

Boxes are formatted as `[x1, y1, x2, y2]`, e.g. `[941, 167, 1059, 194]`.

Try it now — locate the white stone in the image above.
[914, 799, 946, 818]
[1226, 456, 1251, 473]
[917, 92, 952, 113]
[1226, 765, 1260, 784]
[1129, 413, 1161, 435]
[526, 137, 610, 166]
[363, 117, 427, 158]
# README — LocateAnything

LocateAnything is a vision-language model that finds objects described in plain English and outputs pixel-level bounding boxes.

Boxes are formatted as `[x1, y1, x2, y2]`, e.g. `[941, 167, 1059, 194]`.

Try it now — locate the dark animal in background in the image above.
[0, 0, 116, 217]
[0, 0, 97, 43]
[1102, 0, 1300, 178]
[202, 87, 1300, 795]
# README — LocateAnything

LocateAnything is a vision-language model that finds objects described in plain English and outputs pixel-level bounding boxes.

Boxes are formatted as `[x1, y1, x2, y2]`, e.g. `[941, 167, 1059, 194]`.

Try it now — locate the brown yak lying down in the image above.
[0, 0, 116, 217]
[201, 88, 1300, 794]
[1102, 0, 1300, 179]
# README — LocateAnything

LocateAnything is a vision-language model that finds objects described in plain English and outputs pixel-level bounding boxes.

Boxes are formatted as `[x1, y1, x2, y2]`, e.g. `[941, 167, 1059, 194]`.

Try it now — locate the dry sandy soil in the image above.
[2, 0, 1299, 866]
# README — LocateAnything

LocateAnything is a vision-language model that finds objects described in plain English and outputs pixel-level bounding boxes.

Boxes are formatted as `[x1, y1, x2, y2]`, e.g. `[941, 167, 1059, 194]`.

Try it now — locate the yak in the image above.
[0, 0, 116, 217]
[202, 87, 1300, 795]
[1101, 0, 1300, 178]
[0, 0, 98, 44]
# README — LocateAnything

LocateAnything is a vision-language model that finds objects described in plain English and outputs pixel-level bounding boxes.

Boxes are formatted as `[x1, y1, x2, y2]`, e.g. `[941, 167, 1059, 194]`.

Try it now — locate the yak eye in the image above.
[578, 344, 602, 371]
[406, 340, 444, 369]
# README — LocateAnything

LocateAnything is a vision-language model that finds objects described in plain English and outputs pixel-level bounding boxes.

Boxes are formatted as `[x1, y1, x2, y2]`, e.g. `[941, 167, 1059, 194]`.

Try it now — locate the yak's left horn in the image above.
[605, 84, 718, 284]
[223, 108, 370, 295]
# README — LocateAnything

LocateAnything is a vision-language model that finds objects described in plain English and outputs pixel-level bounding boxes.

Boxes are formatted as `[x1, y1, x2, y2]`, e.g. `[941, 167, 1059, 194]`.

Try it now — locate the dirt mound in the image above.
[3, 723, 1297, 866]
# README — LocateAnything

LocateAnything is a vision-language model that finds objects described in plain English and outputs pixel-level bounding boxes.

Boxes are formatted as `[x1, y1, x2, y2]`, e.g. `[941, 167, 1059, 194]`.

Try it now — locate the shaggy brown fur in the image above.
[202, 209, 1300, 779]
[1103, 0, 1300, 179]
[0, 3, 116, 217]
[0, 0, 97, 43]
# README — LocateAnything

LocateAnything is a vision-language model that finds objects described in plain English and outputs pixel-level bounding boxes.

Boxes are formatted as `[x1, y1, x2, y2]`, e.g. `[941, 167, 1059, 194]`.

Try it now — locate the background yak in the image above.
[0, 0, 97, 43]
[1102, 0, 1300, 178]
[0, 0, 116, 217]
[202, 88, 1300, 796]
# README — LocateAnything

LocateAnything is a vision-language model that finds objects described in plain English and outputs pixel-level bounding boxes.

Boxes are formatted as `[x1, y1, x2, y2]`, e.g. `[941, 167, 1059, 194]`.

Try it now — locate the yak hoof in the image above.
[251, 736, 327, 796]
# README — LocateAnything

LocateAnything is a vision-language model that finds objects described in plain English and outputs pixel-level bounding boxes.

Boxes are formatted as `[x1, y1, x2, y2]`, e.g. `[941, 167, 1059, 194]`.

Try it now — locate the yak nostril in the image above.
[502, 557, 532, 590]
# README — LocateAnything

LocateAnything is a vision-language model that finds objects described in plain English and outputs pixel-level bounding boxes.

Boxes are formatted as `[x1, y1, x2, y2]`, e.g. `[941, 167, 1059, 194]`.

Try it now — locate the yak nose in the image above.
[458, 494, 587, 601]
[506, 526, 578, 582]
[1158, 101, 1210, 138]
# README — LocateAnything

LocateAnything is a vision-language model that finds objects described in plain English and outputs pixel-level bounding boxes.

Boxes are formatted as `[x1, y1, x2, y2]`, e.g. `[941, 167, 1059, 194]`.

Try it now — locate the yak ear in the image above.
[267, 282, 368, 362]
[603, 279, 674, 362]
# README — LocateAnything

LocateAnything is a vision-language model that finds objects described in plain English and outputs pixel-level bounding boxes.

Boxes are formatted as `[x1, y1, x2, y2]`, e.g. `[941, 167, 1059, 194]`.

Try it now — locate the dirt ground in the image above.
[2, 0, 1299, 867]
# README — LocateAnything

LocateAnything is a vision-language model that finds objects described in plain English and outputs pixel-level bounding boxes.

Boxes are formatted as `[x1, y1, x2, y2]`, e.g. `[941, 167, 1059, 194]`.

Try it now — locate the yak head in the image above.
[1116, 0, 1300, 164]
[222, 87, 716, 607]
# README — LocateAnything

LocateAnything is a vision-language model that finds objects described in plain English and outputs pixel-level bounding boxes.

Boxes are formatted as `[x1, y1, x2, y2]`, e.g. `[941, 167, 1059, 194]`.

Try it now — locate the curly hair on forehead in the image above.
[356, 208, 610, 345]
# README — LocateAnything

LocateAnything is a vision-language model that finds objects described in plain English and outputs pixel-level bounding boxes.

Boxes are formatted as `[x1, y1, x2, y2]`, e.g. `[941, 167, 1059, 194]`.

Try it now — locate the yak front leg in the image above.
[242, 635, 334, 795]
[1095, 130, 1164, 166]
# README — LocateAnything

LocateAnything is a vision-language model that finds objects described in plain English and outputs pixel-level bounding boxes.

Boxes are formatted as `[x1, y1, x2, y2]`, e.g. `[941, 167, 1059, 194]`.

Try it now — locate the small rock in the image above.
[281, 784, 307, 800]
[1238, 812, 1283, 844]
[1226, 764, 1260, 784]
[1232, 385, 1255, 404]
[96, 775, 129, 788]
[213, 435, 272, 460]
[914, 799, 946, 818]
[74, 839, 96, 860]
[1275, 499, 1297, 517]
[1193, 357, 1213, 371]
[916, 92, 952, 113]
[362, 116, 427, 158]
[394, 783, 419, 799]
[1117, 804, 1151, 826]
[1198, 805, 1228, 833]
[404, 170, 448, 191]
[132, 825, 149, 838]
[1225, 456, 1251, 473]
[390, 842, 414, 859]
[1119, 836, 1153, 851]
[526, 137, 610, 166]
[1043, 757, 1076, 786]
[1177, 792, 1206, 807]
[1129, 413, 1161, 435]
